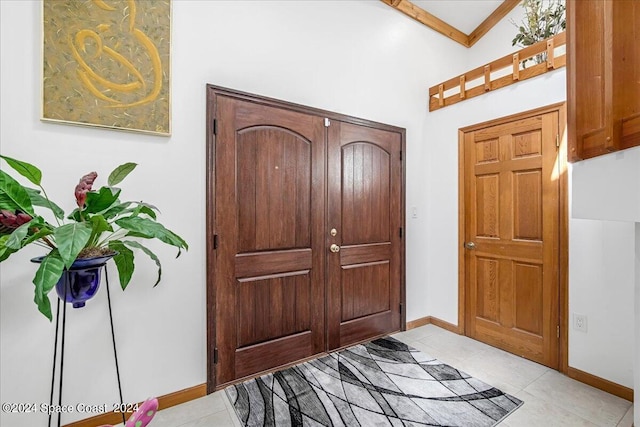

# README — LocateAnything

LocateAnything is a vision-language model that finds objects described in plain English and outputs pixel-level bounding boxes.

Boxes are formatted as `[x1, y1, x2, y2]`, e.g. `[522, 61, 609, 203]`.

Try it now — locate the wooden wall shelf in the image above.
[428, 32, 566, 112]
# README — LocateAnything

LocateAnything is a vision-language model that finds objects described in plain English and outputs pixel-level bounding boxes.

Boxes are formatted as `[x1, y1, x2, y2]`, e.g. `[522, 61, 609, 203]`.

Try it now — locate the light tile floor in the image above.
[131, 324, 634, 427]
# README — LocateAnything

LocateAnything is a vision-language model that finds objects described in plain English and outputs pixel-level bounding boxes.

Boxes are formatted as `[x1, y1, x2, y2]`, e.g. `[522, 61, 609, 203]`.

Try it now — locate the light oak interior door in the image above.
[463, 110, 560, 368]
[327, 121, 403, 350]
[213, 96, 326, 386]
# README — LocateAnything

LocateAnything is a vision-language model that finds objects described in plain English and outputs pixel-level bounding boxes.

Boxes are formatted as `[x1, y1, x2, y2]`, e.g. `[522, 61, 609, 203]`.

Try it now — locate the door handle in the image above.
[330, 244, 341, 253]
[464, 242, 476, 249]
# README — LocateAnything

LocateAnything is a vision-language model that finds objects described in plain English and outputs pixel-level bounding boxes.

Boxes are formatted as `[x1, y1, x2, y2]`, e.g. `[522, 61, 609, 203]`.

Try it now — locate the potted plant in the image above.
[511, 0, 566, 65]
[0, 155, 188, 320]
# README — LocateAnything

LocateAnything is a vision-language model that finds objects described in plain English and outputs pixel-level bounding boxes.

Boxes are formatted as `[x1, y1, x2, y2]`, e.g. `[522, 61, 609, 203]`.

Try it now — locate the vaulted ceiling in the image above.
[380, 0, 520, 47]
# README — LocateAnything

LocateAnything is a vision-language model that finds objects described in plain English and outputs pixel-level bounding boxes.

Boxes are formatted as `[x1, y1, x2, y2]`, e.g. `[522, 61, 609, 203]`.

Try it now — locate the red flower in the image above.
[0, 210, 32, 228]
[74, 172, 98, 208]
[0, 210, 17, 227]
[15, 212, 32, 225]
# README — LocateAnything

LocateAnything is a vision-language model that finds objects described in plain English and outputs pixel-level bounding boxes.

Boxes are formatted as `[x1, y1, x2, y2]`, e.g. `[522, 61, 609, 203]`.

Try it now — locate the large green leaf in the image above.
[32, 250, 64, 321]
[0, 217, 46, 258]
[34, 293, 52, 322]
[125, 231, 152, 239]
[108, 162, 137, 186]
[123, 240, 162, 287]
[4, 217, 39, 249]
[108, 240, 134, 290]
[88, 215, 112, 247]
[66, 208, 81, 222]
[85, 187, 121, 214]
[25, 188, 64, 219]
[90, 214, 113, 233]
[107, 202, 158, 220]
[53, 223, 92, 268]
[0, 235, 17, 262]
[100, 201, 133, 221]
[130, 203, 158, 220]
[0, 155, 42, 186]
[0, 192, 17, 209]
[115, 217, 188, 253]
[0, 170, 35, 215]
[22, 225, 53, 247]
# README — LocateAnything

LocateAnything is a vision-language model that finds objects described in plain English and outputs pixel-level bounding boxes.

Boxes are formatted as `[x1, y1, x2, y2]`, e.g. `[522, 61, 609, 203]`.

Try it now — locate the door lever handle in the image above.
[464, 242, 476, 249]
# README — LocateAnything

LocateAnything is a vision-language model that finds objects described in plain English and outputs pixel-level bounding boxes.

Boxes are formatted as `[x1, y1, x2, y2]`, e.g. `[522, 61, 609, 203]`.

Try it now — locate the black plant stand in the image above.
[48, 268, 126, 427]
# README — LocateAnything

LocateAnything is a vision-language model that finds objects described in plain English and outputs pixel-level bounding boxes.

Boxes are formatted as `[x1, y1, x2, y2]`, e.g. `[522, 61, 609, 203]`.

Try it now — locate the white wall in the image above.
[572, 147, 640, 222]
[569, 219, 635, 387]
[0, 1, 469, 425]
[633, 226, 640, 426]
[570, 145, 640, 413]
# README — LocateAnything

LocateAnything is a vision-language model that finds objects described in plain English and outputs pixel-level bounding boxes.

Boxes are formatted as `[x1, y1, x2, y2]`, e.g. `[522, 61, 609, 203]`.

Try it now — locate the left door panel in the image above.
[212, 96, 326, 386]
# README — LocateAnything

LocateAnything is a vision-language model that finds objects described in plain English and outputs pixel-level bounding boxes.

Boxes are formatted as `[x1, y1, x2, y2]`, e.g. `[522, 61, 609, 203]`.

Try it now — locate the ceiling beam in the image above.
[380, 0, 469, 47]
[381, 0, 521, 48]
[467, 0, 520, 47]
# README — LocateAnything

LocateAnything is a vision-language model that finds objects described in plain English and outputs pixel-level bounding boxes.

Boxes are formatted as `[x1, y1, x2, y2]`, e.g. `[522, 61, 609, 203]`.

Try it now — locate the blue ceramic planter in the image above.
[31, 254, 115, 308]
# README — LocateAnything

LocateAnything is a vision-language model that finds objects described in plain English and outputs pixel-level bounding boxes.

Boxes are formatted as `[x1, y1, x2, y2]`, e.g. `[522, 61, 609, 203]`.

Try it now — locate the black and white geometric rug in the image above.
[226, 336, 523, 426]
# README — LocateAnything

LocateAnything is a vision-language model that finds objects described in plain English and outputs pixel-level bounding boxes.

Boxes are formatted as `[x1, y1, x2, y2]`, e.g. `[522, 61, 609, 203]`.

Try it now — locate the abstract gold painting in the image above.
[42, 0, 171, 135]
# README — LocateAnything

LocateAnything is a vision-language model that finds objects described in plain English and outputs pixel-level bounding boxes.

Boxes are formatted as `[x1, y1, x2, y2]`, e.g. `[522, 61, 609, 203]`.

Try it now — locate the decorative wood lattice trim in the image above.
[428, 32, 566, 112]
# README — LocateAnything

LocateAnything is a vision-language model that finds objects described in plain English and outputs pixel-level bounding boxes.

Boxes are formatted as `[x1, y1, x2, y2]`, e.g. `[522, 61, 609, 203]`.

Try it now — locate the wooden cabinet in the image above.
[567, 0, 640, 162]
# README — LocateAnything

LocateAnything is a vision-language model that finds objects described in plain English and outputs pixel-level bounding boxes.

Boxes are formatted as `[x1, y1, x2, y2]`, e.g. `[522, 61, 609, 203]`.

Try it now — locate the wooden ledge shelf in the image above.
[428, 32, 566, 112]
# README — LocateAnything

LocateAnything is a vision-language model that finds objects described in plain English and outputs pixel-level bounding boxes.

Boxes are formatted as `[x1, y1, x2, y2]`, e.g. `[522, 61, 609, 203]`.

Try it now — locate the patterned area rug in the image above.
[226, 337, 523, 426]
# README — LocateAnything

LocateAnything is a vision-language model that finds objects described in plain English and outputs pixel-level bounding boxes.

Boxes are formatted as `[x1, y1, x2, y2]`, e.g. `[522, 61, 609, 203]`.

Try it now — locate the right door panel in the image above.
[327, 121, 403, 350]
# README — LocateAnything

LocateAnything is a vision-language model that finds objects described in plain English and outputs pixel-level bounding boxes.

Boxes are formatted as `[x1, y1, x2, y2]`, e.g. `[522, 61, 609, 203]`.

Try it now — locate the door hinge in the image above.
[556, 133, 559, 148]
[213, 348, 219, 364]
[324, 118, 331, 127]
[400, 150, 403, 161]
[557, 325, 560, 338]
[213, 119, 218, 135]
[399, 303, 403, 315]
[399, 227, 403, 238]
[213, 234, 218, 250]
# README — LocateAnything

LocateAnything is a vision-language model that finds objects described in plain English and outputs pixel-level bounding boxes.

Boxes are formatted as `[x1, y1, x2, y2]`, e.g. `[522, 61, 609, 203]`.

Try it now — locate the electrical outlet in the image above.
[573, 314, 588, 333]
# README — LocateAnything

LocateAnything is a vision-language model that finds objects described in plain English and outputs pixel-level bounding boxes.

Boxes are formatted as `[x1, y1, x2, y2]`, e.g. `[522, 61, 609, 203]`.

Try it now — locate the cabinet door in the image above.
[568, 0, 640, 161]
[567, 0, 612, 161]
[613, 0, 640, 150]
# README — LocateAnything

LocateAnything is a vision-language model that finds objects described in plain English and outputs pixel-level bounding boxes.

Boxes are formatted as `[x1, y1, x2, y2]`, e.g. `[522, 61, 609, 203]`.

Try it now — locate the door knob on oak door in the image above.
[330, 244, 341, 253]
[464, 242, 476, 249]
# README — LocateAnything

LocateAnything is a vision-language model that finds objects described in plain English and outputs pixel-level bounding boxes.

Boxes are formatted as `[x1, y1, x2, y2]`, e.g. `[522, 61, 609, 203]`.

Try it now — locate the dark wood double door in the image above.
[207, 86, 404, 389]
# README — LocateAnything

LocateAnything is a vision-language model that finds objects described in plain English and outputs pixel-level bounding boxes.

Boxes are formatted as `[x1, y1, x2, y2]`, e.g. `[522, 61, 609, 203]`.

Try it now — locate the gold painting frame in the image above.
[42, 0, 171, 136]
